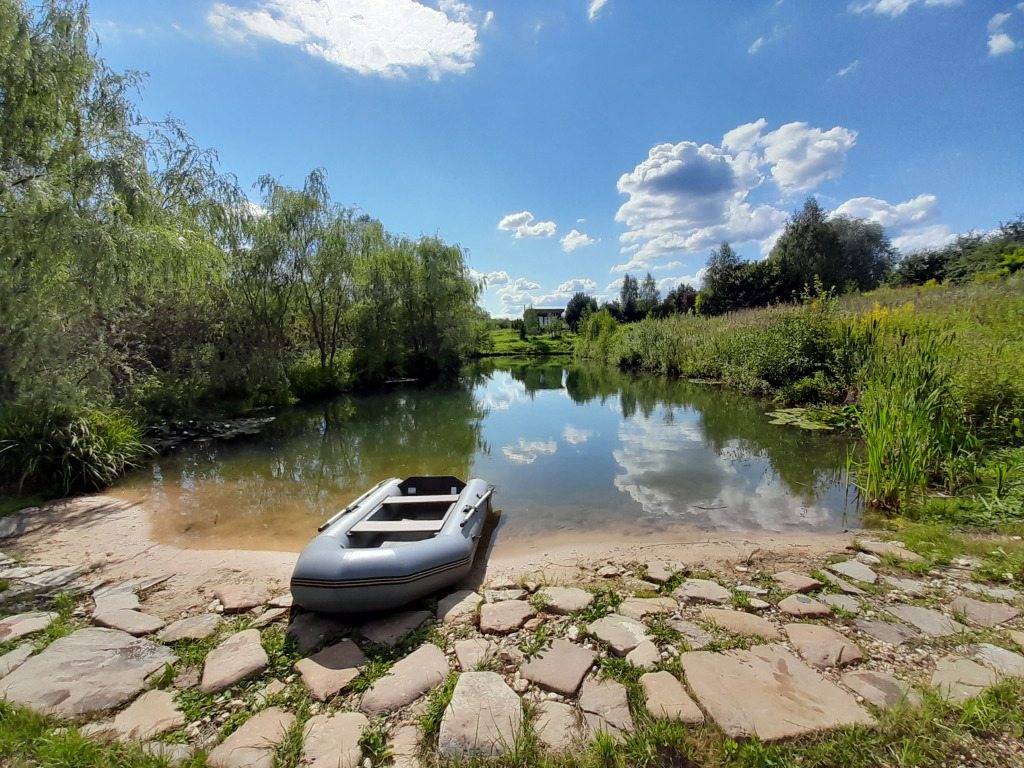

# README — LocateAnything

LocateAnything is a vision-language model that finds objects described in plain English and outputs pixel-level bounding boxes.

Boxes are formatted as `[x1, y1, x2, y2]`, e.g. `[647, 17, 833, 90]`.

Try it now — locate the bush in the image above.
[0, 405, 149, 494]
[287, 355, 350, 402]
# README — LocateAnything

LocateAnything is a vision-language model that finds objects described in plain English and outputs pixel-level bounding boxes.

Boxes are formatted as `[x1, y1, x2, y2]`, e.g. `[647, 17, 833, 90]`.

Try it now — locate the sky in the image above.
[89, 0, 1024, 317]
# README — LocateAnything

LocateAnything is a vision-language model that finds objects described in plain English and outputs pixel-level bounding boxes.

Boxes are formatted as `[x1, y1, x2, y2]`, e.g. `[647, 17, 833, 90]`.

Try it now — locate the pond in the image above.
[115, 359, 860, 555]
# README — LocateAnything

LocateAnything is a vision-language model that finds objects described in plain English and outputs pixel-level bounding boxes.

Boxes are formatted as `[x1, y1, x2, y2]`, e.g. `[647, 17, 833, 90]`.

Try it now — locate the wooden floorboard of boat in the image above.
[348, 519, 447, 533]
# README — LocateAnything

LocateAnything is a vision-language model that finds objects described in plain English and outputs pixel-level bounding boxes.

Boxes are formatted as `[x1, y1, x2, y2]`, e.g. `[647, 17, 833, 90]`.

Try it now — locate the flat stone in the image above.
[0, 611, 58, 642]
[287, 612, 348, 654]
[681, 644, 874, 741]
[854, 619, 921, 645]
[626, 640, 661, 670]
[950, 596, 1020, 627]
[485, 589, 527, 602]
[828, 561, 877, 584]
[533, 700, 581, 752]
[439, 671, 523, 756]
[93, 609, 165, 636]
[253, 607, 289, 627]
[207, 707, 294, 768]
[856, 540, 925, 563]
[672, 578, 731, 604]
[842, 671, 921, 709]
[437, 590, 483, 625]
[855, 552, 882, 566]
[0, 644, 34, 676]
[972, 643, 1024, 677]
[640, 671, 703, 723]
[597, 565, 619, 578]
[174, 667, 199, 689]
[294, 639, 366, 701]
[702, 608, 782, 641]
[360, 610, 432, 646]
[106, 690, 185, 742]
[520, 639, 595, 696]
[254, 679, 287, 705]
[94, 591, 142, 614]
[617, 597, 677, 621]
[778, 595, 831, 618]
[454, 638, 495, 671]
[269, 593, 293, 608]
[735, 585, 769, 596]
[885, 605, 967, 637]
[0, 564, 51, 579]
[25, 565, 89, 590]
[580, 678, 633, 742]
[931, 656, 999, 704]
[480, 601, 535, 634]
[962, 583, 1020, 601]
[773, 571, 822, 594]
[201, 629, 268, 694]
[882, 576, 927, 597]
[214, 584, 269, 613]
[748, 598, 770, 610]
[820, 570, 867, 596]
[0, 510, 43, 538]
[645, 561, 675, 584]
[0, 627, 175, 719]
[390, 724, 420, 768]
[587, 615, 651, 656]
[667, 619, 714, 650]
[1008, 630, 1024, 650]
[142, 742, 194, 767]
[785, 624, 863, 669]
[539, 586, 595, 615]
[302, 712, 368, 768]
[360, 643, 448, 715]
[821, 594, 862, 614]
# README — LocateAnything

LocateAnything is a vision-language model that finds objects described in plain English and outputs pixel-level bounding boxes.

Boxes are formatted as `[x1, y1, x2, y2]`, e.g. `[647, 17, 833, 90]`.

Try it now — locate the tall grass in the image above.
[0, 404, 149, 494]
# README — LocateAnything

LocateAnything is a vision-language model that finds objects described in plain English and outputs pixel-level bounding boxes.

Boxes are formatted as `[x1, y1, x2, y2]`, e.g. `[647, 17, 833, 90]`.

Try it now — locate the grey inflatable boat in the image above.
[290, 476, 495, 613]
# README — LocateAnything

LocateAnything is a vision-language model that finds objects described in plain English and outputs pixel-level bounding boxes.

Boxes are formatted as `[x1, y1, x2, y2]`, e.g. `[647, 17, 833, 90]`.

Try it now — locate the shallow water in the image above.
[116, 359, 860, 553]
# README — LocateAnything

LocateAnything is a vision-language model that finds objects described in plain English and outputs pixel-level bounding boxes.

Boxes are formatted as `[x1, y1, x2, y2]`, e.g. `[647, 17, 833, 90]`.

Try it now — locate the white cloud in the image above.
[613, 119, 860, 270]
[498, 210, 557, 239]
[588, 0, 610, 21]
[989, 12, 1013, 32]
[560, 229, 596, 252]
[563, 425, 593, 445]
[208, 0, 481, 79]
[748, 36, 765, 54]
[502, 439, 557, 464]
[833, 194, 954, 252]
[837, 59, 860, 76]
[989, 32, 1018, 55]
[850, 0, 961, 17]
[557, 278, 598, 293]
[484, 270, 510, 287]
[484, 10, 494, 27]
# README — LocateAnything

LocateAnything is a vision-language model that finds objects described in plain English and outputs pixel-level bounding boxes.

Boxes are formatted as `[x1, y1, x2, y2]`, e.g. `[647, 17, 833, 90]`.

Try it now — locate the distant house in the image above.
[532, 308, 565, 328]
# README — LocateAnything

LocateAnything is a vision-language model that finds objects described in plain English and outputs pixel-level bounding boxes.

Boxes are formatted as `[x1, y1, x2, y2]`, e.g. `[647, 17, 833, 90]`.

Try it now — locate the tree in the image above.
[657, 283, 698, 316]
[769, 198, 845, 295]
[565, 292, 598, 330]
[638, 273, 660, 317]
[620, 274, 639, 321]
[828, 215, 898, 291]
[522, 307, 540, 337]
[702, 242, 741, 297]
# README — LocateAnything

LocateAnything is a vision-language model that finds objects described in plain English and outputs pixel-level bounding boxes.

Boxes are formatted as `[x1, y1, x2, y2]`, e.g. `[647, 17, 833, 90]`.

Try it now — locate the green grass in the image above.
[477, 328, 577, 357]
[419, 673, 459, 741]
[0, 493, 47, 518]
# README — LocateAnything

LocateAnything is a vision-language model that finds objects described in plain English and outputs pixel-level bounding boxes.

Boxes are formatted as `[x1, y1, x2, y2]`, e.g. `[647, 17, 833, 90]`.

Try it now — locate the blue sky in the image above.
[91, 0, 1023, 317]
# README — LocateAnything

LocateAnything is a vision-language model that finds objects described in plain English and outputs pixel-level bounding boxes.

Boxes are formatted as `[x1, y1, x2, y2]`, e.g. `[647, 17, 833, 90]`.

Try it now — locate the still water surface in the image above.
[117, 359, 860, 553]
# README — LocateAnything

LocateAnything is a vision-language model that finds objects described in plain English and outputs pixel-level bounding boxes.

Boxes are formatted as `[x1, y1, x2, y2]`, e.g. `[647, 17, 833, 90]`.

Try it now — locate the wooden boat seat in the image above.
[382, 494, 460, 505]
[348, 518, 448, 534]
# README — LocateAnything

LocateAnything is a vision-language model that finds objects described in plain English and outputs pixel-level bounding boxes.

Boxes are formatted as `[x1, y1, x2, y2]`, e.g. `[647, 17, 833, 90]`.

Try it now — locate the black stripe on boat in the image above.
[290, 555, 472, 589]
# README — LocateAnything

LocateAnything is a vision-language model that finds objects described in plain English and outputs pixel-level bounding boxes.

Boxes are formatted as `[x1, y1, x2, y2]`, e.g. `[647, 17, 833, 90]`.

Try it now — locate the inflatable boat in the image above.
[290, 476, 495, 613]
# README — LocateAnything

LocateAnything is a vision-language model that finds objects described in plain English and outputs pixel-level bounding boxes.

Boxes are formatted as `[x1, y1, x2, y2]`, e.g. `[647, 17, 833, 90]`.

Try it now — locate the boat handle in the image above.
[459, 488, 495, 527]
[318, 478, 393, 532]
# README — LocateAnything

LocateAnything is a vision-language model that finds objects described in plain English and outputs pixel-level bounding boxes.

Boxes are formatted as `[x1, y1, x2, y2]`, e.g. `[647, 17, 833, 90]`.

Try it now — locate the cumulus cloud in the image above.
[850, 0, 961, 17]
[987, 11, 1020, 55]
[502, 439, 557, 464]
[834, 194, 954, 252]
[557, 278, 598, 293]
[588, 0, 610, 21]
[561, 229, 596, 252]
[612, 119, 861, 270]
[837, 60, 860, 76]
[208, 0, 481, 79]
[563, 425, 593, 445]
[498, 210, 557, 238]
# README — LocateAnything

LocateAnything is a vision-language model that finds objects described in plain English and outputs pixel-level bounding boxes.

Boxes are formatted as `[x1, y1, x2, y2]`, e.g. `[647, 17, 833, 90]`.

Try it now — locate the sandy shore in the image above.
[7, 493, 860, 617]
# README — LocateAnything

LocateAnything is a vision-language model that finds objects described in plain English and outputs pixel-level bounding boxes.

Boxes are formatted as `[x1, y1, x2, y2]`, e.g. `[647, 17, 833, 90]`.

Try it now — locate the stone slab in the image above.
[580, 678, 633, 742]
[625, 640, 661, 670]
[0, 628, 176, 719]
[102, 689, 185, 743]
[94, 591, 142, 614]
[360, 610, 432, 646]
[454, 638, 495, 671]
[539, 586, 595, 615]
[885, 605, 967, 637]
[962, 583, 1020, 601]
[645, 561, 675, 585]
[439, 671, 523, 757]
[294, 639, 366, 701]
[485, 589, 527, 602]
[437, 591, 483, 625]
[828, 561, 877, 584]
[587, 615, 651, 656]
[667, 619, 715, 650]
[931, 657, 999, 704]
[0, 611, 58, 642]
[25, 565, 89, 590]
[640, 671, 703, 723]
[286, 612, 348, 654]
[672, 578, 731, 604]
[972, 643, 1024, 677]
[201, 629, 268, 694]
[842, 671, 921, 709]
[361, 643, 448, 715]
[533, 700, 581, 752]
[820, 570, 867, 596]
[480, 601, 536, 634]
[0, 643, 34, 677]
[856, 540, 925, 562]
[214, 584, 269, 613]
[821, 594, 861, 614]
[142, 742, 194, 767]
[702, 608, 782, 641]
[882, 576, 927, 597]
[950, 596, 1020, 627]
[1009, 630, 1024, 650]
[302, 712, 368, 768]
[785, 624, 863, 669]
[681, 644, 875, 741]
[253, 607, 289, 628]
[520, 639, 595, 696]
[774, 572, 822, 594]
[778, 595, 831, 618]
[854, 619, 921, 645]
[390, 724, 420, 768]
[93, 609, 165, 637]
[207, 707, 294, 768]
[617, 597, 678, 621]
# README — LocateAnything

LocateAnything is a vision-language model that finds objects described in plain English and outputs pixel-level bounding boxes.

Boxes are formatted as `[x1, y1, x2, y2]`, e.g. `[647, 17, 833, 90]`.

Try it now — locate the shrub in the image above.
[0, 404, 149, 494]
